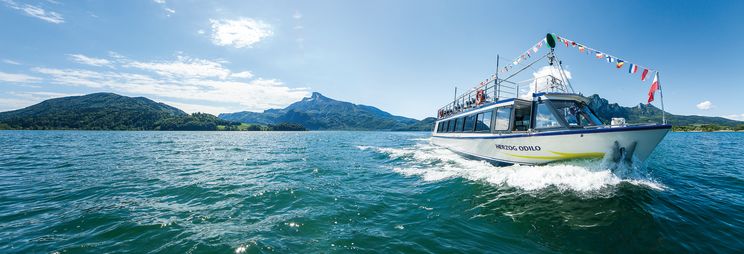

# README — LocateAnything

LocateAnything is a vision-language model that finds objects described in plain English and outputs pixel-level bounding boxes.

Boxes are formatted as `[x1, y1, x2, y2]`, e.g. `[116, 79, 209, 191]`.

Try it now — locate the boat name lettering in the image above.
[494, 145, 542, 151]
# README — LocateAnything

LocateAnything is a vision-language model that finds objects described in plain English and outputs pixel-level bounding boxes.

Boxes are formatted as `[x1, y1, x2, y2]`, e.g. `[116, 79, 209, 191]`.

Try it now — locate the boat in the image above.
[431, 33, 670, 165]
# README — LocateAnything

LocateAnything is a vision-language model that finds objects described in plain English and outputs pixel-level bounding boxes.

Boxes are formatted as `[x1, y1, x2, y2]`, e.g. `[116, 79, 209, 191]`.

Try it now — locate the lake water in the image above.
[1, 131, 742, 253]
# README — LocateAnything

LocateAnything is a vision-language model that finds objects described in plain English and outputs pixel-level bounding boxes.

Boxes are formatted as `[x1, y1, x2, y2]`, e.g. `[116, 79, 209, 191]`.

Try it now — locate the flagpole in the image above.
[659, 72, 666, 125]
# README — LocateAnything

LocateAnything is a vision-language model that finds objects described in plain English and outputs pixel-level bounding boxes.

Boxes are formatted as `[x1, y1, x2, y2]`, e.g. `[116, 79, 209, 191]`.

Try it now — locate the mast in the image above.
[453, 86, 457, 108]
[495, 54, 500, 101]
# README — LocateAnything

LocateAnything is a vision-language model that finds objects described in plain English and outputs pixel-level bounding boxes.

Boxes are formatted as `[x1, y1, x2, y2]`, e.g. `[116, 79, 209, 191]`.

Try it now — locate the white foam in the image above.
[361, 143, 665, 194]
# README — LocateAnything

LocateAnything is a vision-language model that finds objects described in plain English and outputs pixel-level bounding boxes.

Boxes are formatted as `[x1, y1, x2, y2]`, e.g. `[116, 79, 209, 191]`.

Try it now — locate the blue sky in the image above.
[1, 0, 742, 120]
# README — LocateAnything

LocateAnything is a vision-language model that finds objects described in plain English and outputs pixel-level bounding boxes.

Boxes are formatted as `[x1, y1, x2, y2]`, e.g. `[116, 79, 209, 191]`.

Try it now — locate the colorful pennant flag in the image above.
[616, 60, 625, 68]
[641, 69, 650, 81]
[629, 64, 638, 74]
[578, 45, 585, 53]
[606, 56, 614, 63]
[564, 39, 570, 47]
[648, 72, 659, 103]
[595, 52, 603, 58]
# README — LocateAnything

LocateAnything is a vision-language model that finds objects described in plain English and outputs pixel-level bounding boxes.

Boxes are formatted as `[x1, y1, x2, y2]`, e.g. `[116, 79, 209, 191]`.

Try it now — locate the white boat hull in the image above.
[431, 125, 671, 165]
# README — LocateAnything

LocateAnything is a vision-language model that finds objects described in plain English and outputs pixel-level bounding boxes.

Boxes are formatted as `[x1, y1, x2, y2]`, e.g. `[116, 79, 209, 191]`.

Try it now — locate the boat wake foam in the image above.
[359, 142, 665, 194]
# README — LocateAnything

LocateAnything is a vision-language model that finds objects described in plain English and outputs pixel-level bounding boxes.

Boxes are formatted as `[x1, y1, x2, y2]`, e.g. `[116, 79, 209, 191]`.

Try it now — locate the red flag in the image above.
[647, 72, 659, 103]
[641, 69, 650, 81]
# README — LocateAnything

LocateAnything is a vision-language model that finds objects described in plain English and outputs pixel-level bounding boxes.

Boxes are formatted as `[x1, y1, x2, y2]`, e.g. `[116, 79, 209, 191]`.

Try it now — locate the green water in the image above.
[0, 131, 742, 253]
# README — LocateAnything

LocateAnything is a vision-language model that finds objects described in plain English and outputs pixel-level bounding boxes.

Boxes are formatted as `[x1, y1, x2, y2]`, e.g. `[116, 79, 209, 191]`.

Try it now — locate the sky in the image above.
[1, 0, 743, 120]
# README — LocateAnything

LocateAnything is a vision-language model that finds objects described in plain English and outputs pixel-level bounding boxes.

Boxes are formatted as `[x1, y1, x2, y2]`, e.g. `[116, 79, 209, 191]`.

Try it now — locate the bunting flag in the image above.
[641, 69, 650, 81]
[647, 72, 659, 103]
[629, 64, 638, 74]
[549, 33, 662, 108]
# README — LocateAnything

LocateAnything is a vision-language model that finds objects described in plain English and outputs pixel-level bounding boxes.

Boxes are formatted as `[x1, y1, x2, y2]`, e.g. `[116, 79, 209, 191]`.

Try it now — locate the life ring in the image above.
[475, 90, 485, 105]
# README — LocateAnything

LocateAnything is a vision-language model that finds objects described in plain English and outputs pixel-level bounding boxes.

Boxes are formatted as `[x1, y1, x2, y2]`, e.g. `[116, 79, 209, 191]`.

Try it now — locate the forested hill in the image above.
[0, 93, 245, 131]
[587, 94, 743, 127]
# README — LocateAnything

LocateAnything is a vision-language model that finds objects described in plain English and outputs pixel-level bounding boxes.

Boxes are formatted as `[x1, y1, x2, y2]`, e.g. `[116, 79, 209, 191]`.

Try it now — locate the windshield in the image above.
[550, 100, 603, 127]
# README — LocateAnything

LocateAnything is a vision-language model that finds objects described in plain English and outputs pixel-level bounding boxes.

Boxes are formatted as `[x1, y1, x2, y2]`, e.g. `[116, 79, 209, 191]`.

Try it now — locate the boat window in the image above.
[551, 100, 603, 127]
[437, 122, 443, 133]
[446, 120, 453, 132]
[453, 118, 461, 132]
[464, 115, 476, 132]
[494, 107, 511, 131]
[534, 102, 561, 129]
[512, 105, 530, 131]
[581, 105, 603, 125]
[475, 111, 492, 132]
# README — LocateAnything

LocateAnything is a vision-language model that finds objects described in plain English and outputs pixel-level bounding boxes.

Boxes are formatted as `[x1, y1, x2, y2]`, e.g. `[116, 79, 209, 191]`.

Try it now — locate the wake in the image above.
[358, 141, 665, 193]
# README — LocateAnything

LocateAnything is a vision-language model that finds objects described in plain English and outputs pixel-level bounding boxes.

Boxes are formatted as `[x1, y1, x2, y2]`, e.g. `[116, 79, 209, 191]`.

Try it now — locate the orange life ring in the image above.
[475, 90, 485, 105]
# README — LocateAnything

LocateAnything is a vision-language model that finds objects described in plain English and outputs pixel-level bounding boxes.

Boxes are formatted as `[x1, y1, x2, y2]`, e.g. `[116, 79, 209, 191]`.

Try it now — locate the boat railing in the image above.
[437, 74, 569, 119]
[436, 78, 518, 119]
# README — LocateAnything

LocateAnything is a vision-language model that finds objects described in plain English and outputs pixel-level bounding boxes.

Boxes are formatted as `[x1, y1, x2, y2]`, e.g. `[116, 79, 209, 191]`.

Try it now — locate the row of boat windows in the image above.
[435, 100, 604, 133]
[436, 107, 512, 133]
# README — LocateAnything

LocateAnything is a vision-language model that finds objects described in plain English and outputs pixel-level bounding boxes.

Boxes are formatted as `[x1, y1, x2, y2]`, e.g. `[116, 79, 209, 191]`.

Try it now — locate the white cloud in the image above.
[0, 97, 34, 111]
[2, 0, 64, 24]
[29, 53, 310, 114]
[124, 55, 232, 79]
[68, 54, 112, 67]
[0, 91, 82, 111]
[151, 0, 174, 17]
[0, 71, 42, 83]
[197, 29, 205, 34]
[209, 18, 273, 48]
[3, 59, 21, 65]
[158, 100, 231, 115]
[696, 100, 713, 110]
[231, 71, 254, 79]
[724, 114, 744, 121]
[521, 66, 572, 99]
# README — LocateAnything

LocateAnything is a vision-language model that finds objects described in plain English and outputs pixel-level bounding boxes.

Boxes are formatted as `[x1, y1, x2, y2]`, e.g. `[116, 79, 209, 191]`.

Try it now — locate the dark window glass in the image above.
[475, 111, 492, 132]
[446, 120, 452, 132]
[464, 115, 476, 132]
[512, 106, 530, 131]
[453, 118, 460, 132]
[437, 122, 442, 133]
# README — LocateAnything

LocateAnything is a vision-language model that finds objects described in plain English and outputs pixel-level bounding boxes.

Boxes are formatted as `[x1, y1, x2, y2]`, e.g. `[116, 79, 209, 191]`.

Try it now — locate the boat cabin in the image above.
[434, 93, 603, 135]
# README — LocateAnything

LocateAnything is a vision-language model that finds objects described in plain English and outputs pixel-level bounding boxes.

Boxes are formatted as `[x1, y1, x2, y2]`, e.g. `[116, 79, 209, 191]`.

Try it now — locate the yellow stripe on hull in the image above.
[505, 151, 605, 160]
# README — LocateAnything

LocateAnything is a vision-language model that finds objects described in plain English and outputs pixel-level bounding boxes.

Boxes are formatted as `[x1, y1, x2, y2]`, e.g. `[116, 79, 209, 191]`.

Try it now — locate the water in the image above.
[0, 131, 742, 253]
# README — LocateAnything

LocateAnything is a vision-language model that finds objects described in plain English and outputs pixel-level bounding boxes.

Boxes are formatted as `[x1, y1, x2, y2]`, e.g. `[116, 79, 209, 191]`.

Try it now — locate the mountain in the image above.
[0, 93, 240, 130]
[219, 92, 429, 130]
[587, 94, 742, 127]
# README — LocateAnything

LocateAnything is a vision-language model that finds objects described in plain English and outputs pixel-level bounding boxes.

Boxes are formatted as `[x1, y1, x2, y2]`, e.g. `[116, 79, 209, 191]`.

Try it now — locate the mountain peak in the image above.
[220, 91, 422, 130]
[303, 92, 330, 102]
